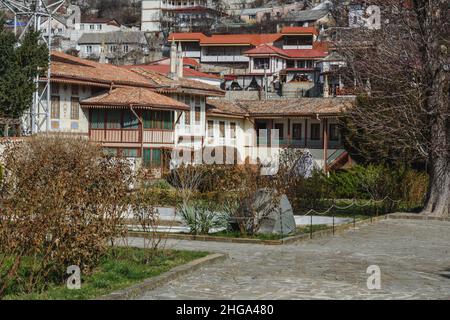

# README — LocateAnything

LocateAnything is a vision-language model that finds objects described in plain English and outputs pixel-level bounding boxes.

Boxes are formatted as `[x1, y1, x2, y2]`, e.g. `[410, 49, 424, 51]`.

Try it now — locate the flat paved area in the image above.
[126, 219, 450, 300]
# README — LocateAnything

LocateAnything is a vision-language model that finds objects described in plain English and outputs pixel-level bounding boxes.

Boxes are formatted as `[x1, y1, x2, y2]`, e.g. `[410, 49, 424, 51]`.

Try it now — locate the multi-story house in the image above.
[239, 2, 303, 24]
[40, 50, 224, 170]
[35, 49, 353, 173]
[169, 27, 328, 97]
[78, 30, 150, 65]
[141, 0, 223, 33]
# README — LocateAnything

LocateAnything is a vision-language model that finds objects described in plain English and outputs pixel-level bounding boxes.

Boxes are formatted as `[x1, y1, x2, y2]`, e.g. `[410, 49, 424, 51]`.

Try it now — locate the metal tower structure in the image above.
[0, 0, 66, 134]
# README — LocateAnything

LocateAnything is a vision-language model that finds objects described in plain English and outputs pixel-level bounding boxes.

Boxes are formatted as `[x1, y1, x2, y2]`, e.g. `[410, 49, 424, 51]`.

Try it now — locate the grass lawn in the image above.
[3, 247, 208, 300]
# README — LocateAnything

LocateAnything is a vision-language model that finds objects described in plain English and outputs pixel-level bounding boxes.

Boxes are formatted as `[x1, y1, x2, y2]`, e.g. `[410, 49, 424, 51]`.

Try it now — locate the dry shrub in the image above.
[0, 135, 132, 295]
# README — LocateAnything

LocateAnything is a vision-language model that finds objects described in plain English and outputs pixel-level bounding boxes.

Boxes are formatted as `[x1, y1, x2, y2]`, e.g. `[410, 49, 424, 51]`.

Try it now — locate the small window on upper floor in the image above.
[310, 123, 321, 140]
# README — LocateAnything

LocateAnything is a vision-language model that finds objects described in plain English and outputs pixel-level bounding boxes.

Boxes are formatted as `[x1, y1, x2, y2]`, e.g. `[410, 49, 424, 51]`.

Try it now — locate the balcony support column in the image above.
[323, 118, 328, 174]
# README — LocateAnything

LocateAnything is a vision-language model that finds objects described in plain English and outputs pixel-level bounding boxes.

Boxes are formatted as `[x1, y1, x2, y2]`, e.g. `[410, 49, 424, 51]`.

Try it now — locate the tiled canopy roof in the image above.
[206, 98, 355, 117]
[50, 51, 153, 88]
[245, 43, 328, 59]
[81, 87, 189, 111]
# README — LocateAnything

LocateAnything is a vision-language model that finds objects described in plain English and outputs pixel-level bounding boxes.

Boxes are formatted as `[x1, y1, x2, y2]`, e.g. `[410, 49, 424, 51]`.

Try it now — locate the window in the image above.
[107, 110, 121, 129]
[310, 123, 321, 140]
[97, 24, 102, 30]
[329, 124, 340, 141]
[80, 24, 84, 30]
[286, 60, 295, 68]
[143, 149, 162, 167]
[51, 96, 60, 119]
[230, 122, 236, 139]
[71, 85, 79, 96]
[51, 83, 59, 95]
[123, 110, 139, 129]
[143, 110, 173, 129]
[86, 45, 93, 53]
[254, 58, 270, 70]
[207, 120, 214, 138]
[103, 148, 118, 156]
[70, 97, 80, 120]
[184, 110, 190, 125]
[121, 148, 139, 158]
[123, 45, 129, 53]
[195, 96, 201, 125]
[91, 109, 105, 129]
[219, 121, 225, 138]
[292, 123, 302, 140]
[195, 106, 201, 124]
[90, 24, 95, 30]
[274, 123, 284, 139]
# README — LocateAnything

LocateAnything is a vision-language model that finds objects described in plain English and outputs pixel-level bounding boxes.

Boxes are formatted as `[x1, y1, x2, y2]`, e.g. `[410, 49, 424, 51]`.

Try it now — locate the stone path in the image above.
[126, 219, 450, 300]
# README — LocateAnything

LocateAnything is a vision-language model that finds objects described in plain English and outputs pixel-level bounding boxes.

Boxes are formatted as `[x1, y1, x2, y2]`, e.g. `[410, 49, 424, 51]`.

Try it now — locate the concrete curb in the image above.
[129, 215, 389, 246]
[387, 212, 450, 222]
[95, 253, 228, 300]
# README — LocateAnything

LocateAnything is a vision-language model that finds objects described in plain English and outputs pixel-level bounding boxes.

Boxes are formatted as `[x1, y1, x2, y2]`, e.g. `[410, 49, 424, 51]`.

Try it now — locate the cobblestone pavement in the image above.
[126, 219, 450, 300]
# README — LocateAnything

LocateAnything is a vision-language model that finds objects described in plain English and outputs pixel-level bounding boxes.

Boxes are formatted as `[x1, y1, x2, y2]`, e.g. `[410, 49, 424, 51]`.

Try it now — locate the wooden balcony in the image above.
[90, 129, 174, 144]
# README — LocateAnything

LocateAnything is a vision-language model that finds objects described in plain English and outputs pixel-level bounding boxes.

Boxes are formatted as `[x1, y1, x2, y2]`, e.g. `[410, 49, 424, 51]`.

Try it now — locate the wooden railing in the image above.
[90, 129, 174, 144]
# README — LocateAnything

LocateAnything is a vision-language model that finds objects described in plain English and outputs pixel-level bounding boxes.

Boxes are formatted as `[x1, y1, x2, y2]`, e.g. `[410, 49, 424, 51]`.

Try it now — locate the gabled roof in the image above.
[129, 68, 225, 97]
[81, 87, 189, 111]
[168, 28, 319, 47]
[245, 43, 328, 59]
[149, 57, 201, 68]
[80, 17, 121, 26]
[206, 98, 355, 117]
[78, 31, 147, 45]
[284, 9, 330, 22]
[126, 64, 221, 81]
[50, 51, 154, 88]
[280, 26, 319, 35]
[168, 32, 207, 42]
[244, 44, 288, 57]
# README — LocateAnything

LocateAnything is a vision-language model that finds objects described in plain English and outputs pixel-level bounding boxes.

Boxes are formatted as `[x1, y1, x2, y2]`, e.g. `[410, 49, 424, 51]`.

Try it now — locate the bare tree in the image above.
[331, 0, 449, 216]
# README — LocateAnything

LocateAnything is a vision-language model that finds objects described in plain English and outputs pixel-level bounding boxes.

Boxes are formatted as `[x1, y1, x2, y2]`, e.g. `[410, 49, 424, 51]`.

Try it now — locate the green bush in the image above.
[178, 201, 229, 235]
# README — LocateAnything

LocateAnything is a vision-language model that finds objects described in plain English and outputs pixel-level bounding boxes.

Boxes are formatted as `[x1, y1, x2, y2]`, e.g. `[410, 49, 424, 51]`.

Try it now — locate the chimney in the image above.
[177, 42, 183, 79]
[170, 41, 177, 77]
[99, 40, 106, 64]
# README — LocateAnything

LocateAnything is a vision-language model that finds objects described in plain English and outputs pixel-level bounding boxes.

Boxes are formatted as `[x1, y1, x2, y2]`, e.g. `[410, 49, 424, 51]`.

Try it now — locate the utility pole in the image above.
[0, 0, 66, 134]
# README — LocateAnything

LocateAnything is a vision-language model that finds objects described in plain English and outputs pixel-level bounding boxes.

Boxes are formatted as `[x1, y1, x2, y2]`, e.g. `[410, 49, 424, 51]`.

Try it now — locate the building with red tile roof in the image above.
[167, 28, 327, 95]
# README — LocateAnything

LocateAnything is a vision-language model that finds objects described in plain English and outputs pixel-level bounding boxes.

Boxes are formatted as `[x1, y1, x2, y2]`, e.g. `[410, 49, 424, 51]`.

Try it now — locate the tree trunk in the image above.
[415, 0, 450, 217]
[423, 155, 450, 217]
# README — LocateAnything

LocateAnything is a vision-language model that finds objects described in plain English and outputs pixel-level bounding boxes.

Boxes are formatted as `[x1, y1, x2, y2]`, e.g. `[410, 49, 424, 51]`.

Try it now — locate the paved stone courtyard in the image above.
[127, 219, 450, 300]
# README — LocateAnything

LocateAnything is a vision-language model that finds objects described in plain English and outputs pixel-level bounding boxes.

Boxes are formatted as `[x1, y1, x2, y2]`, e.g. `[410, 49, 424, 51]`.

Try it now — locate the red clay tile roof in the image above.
[168, 29, 320, 46]
[168, 32, 207, 42]
[50, 51, 154, 88]
[206, 98, 355, 117]
[81, 87, 189, 111]
[168, 33, 282, 46]
[123, 64, 220, 80]
[149, 57, 201, 68]
[280, 26, 319, 35]
[244, 44, 289, 57]
[129, 68, 225, 97]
